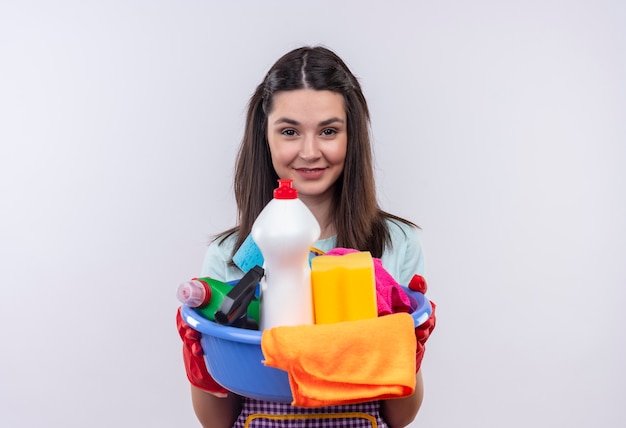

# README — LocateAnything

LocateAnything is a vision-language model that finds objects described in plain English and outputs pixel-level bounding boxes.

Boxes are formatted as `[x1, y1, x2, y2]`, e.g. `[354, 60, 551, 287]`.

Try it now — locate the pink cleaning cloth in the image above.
[325, 248, 412, 316]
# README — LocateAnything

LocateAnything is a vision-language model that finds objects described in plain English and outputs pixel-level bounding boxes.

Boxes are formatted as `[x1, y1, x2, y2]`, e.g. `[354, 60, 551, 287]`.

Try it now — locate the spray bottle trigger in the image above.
[214, 265, 264, 328]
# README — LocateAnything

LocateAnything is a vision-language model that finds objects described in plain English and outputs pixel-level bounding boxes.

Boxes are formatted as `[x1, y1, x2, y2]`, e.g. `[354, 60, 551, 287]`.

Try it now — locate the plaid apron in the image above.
[234, 398, 388, 428]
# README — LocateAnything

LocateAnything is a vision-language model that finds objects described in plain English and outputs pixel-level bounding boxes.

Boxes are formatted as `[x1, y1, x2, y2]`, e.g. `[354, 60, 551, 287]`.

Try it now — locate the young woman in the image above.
[178, 46, 435, 428]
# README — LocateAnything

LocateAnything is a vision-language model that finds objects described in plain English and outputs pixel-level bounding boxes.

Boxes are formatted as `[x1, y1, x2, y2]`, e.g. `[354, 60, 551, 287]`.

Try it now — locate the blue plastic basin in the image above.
[181, 286, 431, 402]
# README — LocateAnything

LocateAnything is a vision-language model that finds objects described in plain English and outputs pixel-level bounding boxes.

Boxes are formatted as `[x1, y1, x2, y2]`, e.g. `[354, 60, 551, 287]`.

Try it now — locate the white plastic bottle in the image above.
[251, 179, 321, 330]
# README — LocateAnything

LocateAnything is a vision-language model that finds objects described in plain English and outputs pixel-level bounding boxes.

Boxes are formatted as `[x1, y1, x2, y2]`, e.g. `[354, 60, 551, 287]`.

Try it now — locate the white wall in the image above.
[1, 1, 624, 427]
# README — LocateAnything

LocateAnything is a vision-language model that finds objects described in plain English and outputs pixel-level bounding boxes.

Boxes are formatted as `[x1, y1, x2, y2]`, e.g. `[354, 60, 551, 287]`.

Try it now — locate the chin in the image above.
[295, 183, 334, 199]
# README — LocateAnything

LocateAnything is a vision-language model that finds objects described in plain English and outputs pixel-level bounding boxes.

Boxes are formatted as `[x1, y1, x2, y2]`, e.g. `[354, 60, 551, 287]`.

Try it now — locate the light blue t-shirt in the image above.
[201, 219, 425, 286]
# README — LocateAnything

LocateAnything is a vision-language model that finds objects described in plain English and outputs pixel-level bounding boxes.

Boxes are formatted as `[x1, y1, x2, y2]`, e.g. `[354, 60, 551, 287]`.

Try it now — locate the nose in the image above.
[299, 133, 321, 161]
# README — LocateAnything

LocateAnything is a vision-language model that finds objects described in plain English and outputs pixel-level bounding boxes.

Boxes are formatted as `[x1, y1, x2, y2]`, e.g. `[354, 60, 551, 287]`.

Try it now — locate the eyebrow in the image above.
[273, 117, 345, 127]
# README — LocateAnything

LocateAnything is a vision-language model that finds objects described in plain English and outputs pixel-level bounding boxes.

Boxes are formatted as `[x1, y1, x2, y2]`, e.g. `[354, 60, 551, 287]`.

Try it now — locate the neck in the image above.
[300, 194, 335, 240]
[317, 220, 336, 240]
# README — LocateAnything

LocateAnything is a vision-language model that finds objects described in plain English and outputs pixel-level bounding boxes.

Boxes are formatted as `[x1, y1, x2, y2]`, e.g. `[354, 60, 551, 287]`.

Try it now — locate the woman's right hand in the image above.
[177, 308, 242, 427]
[176, 307, 228, 396]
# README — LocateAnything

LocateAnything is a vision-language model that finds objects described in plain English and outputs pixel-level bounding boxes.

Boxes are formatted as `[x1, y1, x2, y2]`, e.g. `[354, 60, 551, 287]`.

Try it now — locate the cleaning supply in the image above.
[261, 312, 417, 407]
[325, 248, 412, 316]
[251, 179, 320, 330]
[232, 232, 326, 273]
[232, 234, 265, 273]
[177, 276, 260, 326]
[214, 265, 264, 328]
[311, 251, 378, 324]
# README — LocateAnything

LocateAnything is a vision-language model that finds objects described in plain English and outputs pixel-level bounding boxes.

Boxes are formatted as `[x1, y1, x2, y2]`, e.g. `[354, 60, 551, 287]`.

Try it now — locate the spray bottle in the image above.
[176, 271, 261, 328]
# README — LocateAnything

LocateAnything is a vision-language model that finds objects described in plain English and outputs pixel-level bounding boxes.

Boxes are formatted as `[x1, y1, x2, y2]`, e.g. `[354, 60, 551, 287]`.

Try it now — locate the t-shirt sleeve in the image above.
[200, 234, 245, 282]
[200, 240, 228, 280]
[382, 220, 426, 286]
[399, 224, 425, 281]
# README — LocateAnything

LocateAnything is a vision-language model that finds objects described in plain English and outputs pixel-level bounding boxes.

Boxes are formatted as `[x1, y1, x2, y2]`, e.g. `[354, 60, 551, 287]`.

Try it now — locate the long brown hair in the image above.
[217, 46, 416, 258]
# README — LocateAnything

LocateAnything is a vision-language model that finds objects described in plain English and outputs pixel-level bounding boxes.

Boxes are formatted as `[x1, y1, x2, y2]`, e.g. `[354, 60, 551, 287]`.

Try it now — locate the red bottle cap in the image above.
[273, 179, 298, 199]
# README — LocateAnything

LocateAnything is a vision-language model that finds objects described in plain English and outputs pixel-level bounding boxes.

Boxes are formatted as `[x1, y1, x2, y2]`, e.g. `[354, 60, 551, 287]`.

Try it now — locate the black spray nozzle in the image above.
[214, 265, 264, 327]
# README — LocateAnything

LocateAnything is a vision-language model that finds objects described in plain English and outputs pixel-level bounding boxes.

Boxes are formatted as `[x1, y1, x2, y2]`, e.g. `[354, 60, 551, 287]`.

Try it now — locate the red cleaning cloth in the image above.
[261, 312, 417, 408]
[324, 248, 412, 316]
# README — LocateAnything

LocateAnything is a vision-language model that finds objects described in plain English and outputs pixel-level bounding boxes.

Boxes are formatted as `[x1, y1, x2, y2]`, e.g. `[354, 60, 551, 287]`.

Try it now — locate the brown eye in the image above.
[281, 129, 297, 136]
[321, 128, 337, 136]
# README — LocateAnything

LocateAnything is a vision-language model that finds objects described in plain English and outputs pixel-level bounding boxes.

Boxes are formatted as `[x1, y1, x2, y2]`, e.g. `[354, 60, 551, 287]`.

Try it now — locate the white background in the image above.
[1, 1, 625, 427]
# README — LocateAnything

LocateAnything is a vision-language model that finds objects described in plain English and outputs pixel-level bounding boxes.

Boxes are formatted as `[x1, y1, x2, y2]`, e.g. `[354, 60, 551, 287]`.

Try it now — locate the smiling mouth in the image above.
[296, 168, 324, 172]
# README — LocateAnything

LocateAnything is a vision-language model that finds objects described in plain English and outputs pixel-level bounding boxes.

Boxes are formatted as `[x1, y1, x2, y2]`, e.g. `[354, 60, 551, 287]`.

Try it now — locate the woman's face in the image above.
[266, 89, 347, 202]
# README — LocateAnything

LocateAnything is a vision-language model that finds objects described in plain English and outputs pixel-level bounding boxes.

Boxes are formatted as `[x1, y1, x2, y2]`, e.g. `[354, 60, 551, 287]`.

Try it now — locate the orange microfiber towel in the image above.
[261, 313, 417, 408]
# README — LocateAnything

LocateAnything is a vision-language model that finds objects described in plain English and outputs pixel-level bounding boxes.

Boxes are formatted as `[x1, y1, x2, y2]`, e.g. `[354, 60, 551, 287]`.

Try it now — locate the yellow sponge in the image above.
[311, 251, 378, 324]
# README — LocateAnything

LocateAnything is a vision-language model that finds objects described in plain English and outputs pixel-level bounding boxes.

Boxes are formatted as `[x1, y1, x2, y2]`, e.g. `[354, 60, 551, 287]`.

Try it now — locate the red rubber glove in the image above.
[176, 307, 228, 397]
[408, 274, 437, 373]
